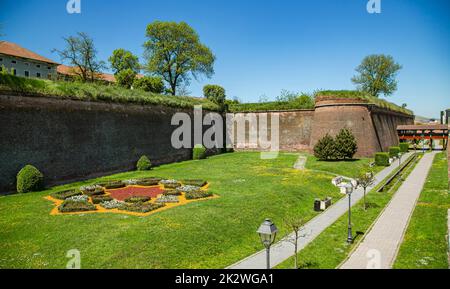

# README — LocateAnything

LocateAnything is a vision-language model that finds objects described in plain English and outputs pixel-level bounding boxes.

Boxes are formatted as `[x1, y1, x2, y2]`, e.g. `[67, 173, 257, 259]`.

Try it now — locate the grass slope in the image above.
[393, 152, 449, 269]
[0, 74, 218, 110]
[0, 152, 376, 269]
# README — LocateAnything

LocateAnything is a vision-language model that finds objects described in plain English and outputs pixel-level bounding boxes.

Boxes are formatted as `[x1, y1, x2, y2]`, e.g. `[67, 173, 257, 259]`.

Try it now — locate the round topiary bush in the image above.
[16, 165, 44, 193]
[137, 155, 152, 171]
[193, 144, 207, 160]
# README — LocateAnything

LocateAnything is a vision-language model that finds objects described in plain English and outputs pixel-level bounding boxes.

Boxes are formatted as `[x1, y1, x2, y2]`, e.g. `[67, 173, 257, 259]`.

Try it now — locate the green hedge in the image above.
[91, 195, 113, 204]
[375, 152, 390, 167]
[51, 189, 82, 200]
[182, 180, 207, 187]
[119, 202, 165, 213]
[193, 144, 207, 160]
[389, 146, 401, 158]
[136, 155, 152, 171]
[185, 190, 213, 200]
[124, 196, 151, 203]
[58, 200, 97, 213]
[399, 143, 409, 153]
[16, 165, 44, 193]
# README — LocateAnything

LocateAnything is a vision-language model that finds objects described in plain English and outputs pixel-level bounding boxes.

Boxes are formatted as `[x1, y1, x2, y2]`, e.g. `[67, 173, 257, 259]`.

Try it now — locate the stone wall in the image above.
[0, 94, 220, 193]
[231, 110, 314, 151]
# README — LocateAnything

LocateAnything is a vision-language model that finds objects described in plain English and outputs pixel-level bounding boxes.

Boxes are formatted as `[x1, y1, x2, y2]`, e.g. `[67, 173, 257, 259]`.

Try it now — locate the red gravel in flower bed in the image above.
[107, 186, 165, 201]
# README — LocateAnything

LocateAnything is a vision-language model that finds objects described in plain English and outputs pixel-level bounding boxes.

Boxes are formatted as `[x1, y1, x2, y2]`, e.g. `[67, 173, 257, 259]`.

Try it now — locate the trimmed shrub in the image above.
[136, 155, 152, 171]
[163, 190, 182, 196]
[16, 165, 44, 193]
[136, 178, 160, 186]
[389, 146, 401, 158]
[375, 152, 390, 167]
[58, 200, 96, 213]
[193, 144, 207, 160]
[163, 183, 181, 189]
[133, 76, 164, 93]
[51, 189, 82, 200]
[182, 180, 207, 187]
[124, 196, 151, 203]
[313, 134, 336, 160]
[185, 190, 213, 200]
[334, 128, 358, 159]
[119, 202, 165, 213]
[399, 142, 409, 153]
[91, 195, 113, 204]
[99, 181, 126, 189]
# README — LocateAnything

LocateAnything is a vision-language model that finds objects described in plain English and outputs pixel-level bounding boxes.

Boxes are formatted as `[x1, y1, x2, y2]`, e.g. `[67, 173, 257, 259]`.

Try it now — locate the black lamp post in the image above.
[257, 219, 278, 269]
[343, 183, 354, 244]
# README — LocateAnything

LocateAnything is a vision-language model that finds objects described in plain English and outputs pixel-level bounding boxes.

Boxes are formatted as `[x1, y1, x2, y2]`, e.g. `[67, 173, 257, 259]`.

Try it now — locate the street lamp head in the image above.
[343, 182, 354, 195]
[257, 219, 278, 248]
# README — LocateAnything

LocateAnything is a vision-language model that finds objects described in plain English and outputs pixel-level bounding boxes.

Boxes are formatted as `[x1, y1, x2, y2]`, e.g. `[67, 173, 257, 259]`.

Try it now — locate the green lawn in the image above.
[393, 152, 449, 269]
[0, 152, 377, 269]
[276, 153, 420, 269]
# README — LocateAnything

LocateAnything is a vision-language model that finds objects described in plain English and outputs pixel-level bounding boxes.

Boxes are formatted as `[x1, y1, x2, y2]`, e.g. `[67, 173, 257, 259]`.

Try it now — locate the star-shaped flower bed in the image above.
[45, 179, 216, 217]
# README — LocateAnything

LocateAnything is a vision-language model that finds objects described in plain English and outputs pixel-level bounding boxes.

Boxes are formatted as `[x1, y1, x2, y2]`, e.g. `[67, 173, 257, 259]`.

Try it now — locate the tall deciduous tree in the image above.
[143, 21, 215, 96]
[53, 32, 105, 82]
[108, 49, 140, 74]
[352, 54, 402, 97]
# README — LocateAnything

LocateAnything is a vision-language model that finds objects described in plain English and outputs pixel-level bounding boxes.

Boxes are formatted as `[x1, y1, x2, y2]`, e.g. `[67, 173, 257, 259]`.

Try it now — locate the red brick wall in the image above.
[309, 99, 414, 157]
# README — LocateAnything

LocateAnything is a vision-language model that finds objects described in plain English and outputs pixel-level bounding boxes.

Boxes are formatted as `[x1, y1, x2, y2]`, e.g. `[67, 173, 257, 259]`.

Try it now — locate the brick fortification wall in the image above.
[309, 97, 414, 157]
[232, 97, 414, 158]
[0, 94, 220, 193]
[231, 110, 315, 151]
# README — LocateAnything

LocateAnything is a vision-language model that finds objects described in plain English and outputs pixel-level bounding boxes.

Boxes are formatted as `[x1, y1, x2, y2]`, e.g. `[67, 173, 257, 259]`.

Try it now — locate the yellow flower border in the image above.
[45, 183, 218, 217]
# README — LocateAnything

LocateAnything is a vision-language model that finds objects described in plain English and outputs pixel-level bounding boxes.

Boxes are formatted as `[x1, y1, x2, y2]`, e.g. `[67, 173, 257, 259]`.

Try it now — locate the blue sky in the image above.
[1, 0, 449, 117]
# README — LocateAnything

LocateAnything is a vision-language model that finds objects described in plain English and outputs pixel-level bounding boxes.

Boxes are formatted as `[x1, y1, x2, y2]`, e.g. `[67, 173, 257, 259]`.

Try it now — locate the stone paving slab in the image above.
[340, 152, 436, 269]
[227, 153, 412, 269]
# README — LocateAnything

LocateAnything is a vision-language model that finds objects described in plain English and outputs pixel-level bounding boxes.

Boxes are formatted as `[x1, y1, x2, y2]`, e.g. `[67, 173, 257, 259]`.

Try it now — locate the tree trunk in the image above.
[363, 188, 366, 211]
[294, 242, 298, 269]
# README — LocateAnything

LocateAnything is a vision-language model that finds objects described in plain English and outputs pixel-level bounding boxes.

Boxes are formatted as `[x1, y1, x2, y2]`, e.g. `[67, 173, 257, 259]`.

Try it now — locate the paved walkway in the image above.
[340, 152, 437, 269]
[228, 153, 413, 269]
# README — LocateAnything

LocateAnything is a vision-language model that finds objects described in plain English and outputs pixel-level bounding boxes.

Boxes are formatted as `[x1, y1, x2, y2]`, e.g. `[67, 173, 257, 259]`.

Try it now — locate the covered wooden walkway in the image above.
[397, 124, 448, 149]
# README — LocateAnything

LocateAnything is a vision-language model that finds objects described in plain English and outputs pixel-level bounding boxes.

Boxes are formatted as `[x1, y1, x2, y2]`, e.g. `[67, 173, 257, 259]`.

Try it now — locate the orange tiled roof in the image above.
[0, 41, 58, 65]
[58, 64, 116, 83]
[57, 65, 145, 83]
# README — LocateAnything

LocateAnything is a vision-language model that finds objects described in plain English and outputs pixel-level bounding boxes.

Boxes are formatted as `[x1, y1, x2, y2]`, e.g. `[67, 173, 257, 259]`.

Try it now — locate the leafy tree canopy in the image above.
[109, 49, 140, 74]
[144, 21, 215, 96]
[352, 54, 402, 97]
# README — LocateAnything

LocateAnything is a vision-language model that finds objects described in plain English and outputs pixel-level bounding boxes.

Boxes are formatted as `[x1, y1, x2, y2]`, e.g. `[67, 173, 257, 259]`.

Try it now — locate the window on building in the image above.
[0, 58, 3, 62]
[47, 74, 52, 80]
[36, 72, 41, 78]
[48, 66, 51, 70]
[12, 68, 16, 76]
[25, 71, 30, 77]
[11, 60, 16, 64]
[36, 64, 41, 68]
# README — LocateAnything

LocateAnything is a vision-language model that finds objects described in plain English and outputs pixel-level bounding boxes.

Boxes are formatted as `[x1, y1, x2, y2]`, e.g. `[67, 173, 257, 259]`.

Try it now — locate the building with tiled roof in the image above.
[1, 40, 144, 84]
[0, 41, 59, 79]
